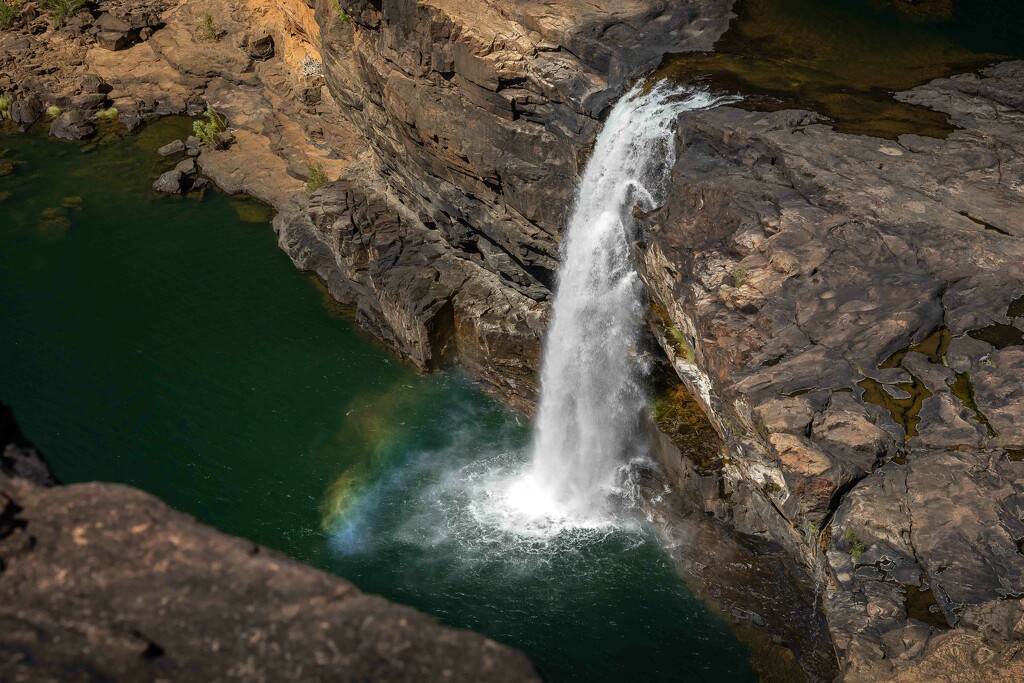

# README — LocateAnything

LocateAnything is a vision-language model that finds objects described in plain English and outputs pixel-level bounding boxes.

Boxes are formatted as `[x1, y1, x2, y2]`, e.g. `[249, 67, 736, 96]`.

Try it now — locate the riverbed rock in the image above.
[174, 156, 197, 175]
[48, 111, 95, 140]
[153, 168, 185, 193]
[7, 93, 44, 130]
[157, 139, 186, 156]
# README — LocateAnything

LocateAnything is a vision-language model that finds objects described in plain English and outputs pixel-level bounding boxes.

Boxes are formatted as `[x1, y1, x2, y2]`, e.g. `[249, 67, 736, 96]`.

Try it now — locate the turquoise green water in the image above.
[0, 122, 756, 681]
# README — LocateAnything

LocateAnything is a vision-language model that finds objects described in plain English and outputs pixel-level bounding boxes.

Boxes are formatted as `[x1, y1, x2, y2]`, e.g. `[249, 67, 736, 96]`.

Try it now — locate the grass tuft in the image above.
[330, 0, 351, 24]
[306, 162, 328, 194]
[0, 0, 23, 29]
[94, 106, 119, 121]
[39, 0, 85, 27]
[843, 528, 867, 561]
[193, 104, 227, 149]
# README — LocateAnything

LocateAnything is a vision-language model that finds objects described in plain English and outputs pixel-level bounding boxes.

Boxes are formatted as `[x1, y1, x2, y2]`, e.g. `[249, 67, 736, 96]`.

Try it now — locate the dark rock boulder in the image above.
[157, 139, 186, 156]
[0, 403, 58, 488]
[79, 73, 113, 95]
[49, 110, 95, 140]
[96, 30, 130, 51]
[7, 93, 43, 131]
[153, 168, 185, 193]
[174, 156, 197, 175]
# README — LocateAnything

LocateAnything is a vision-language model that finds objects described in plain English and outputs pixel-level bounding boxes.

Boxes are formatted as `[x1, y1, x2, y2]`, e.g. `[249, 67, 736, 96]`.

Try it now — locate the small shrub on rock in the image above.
[732, 266, 748, 288]
[306, 162, 328, 194]
[0, 93, 11, 119]
[45, 105, 62, 119]
[40, 0, 86, 27]
[192, 105, 227, 149]
[330, 0, 351, 24]
[94, 106, 119, 121]
[0, 0, 23, 29]
[843, 528, 867, 561]
[200, 11, 218, 41]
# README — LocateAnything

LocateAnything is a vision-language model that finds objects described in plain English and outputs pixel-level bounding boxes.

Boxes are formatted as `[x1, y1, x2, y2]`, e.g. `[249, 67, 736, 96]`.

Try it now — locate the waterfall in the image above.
[506, 83, 734, 523]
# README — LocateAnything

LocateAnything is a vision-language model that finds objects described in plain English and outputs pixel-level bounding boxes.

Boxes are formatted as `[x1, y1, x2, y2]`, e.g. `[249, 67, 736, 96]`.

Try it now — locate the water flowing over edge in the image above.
[510, 82, 738, 532]
[327, 82, 740, 557]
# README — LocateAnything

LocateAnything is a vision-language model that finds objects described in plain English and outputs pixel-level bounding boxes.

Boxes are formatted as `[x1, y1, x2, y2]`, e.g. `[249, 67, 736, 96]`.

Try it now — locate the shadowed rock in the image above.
[0, 407, 541, 683]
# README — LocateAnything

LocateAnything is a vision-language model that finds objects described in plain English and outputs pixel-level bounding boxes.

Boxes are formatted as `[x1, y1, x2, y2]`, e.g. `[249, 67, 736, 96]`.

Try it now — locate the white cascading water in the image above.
[503, 83, 735, 526]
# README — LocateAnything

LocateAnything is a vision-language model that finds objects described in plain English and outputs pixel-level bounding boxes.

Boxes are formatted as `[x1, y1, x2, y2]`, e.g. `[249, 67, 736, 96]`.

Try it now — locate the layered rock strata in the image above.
[275, 0, 736, 408]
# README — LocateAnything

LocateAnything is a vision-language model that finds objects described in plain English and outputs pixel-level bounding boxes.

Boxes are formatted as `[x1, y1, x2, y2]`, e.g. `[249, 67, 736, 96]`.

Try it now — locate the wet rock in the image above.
[153, 169, 185, 194]
[49, 111, 95, 140]
[157, 139, 186, 156]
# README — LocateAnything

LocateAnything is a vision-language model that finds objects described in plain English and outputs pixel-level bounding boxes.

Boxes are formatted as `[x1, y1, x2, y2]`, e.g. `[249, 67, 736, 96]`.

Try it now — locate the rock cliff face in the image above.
[0, 406, 541, 682]
[275, 0, 735, 408]
[640, 61, 1024, 681]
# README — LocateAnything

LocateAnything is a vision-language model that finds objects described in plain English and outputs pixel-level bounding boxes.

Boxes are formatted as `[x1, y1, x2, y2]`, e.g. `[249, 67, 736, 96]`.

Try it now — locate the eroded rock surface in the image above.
[0, 408, 540, 682]
[640, 61, 1024, 680]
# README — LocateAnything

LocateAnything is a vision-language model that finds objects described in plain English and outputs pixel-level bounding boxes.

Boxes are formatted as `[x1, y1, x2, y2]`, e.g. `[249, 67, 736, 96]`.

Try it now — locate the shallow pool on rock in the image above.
[0, 122, 756, 681]
[659, 0, 1024, 139]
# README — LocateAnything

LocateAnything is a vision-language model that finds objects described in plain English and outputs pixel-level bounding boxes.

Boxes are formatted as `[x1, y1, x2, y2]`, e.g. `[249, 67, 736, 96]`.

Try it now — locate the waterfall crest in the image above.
[508, 83, 734, 523]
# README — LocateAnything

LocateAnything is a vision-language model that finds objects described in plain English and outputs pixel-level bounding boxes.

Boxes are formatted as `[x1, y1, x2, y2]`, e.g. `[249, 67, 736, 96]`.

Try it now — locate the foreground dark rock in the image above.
[0, 408, 541, 682]
[0, 402, 58, 488]
[152, 167, 185, 193]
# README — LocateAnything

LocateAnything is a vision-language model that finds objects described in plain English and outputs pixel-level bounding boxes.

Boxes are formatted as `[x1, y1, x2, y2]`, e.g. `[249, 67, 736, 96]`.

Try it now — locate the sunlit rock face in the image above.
[637, 60, 1024, 681]
[286, 2, 1024, 677]
[273, 0, 736, 409]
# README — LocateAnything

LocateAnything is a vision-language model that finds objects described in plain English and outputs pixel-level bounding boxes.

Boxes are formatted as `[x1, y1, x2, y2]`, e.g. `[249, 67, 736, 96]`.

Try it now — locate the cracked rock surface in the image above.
[641, 60, 1024, 680]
